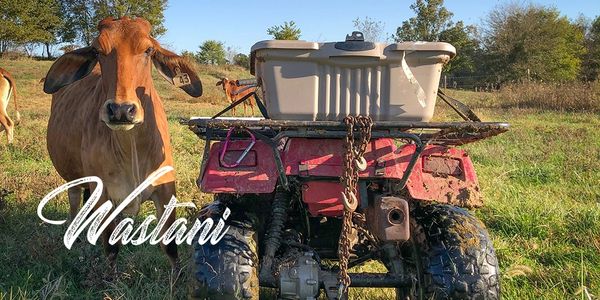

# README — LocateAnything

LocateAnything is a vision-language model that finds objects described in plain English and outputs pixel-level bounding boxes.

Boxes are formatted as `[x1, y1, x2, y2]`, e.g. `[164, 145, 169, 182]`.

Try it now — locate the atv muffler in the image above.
[365, 196, 410, 241]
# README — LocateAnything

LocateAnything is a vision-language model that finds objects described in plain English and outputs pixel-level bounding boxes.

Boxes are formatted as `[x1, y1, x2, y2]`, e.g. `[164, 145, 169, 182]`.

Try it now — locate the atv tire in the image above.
[389, 203, 500, 300]
[189, 198, 259, 300]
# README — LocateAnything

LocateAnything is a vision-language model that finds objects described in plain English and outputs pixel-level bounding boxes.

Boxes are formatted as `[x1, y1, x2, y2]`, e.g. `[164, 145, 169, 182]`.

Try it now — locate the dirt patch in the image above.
[448, 214, 485, 249]
[444, 185, 483, 208]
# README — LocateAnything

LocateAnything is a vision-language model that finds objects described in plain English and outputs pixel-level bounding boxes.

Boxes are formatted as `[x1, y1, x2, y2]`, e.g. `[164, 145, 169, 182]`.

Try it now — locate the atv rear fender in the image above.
[199, 138, 482, 208]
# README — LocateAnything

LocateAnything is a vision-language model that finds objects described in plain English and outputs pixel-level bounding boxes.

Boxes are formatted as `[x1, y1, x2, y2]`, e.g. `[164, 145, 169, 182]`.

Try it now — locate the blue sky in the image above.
[159, 0, 599, 54]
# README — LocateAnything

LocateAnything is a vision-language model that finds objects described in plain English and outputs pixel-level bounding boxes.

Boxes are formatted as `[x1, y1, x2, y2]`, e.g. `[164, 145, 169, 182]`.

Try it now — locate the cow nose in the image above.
[107, 102, 136, 123]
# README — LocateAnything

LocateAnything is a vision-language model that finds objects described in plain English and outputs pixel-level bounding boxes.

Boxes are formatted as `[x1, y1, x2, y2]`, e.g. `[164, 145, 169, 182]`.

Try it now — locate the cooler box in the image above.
[250, 33, 455, 121]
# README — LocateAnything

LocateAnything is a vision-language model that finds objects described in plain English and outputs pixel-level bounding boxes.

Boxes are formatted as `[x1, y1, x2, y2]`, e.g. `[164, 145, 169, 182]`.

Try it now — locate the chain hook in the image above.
[354, 156, 367, 171]
[341, 191, 358, 211]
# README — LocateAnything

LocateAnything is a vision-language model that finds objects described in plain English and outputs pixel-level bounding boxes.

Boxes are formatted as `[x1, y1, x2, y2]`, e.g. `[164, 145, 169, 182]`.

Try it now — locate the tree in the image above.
[0, 0, 167, 55]
[35, 0, 76, 58]
[439, 21, 480, 75]
[392, 0, 484, 85]
[267, 21, 301, 40]
[394, 0, 453, 41]
[580, 15, 600, 81]
[0, 0, 30, 52]
[353, 17, 385, 42]
[93, 0, 167, 37]
[0, 0, 69, 56]
[61, 0, 96, 46]
[62, 0, 167, 45]
[233, 53, 250, 69]
[180, 50, 197, 62]
[482, 3, 585, 82]
[197, 40, 226, 65]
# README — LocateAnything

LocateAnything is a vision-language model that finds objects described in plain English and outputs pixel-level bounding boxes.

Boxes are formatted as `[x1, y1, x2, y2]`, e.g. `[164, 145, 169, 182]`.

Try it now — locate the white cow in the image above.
[0, 68, 20, 143]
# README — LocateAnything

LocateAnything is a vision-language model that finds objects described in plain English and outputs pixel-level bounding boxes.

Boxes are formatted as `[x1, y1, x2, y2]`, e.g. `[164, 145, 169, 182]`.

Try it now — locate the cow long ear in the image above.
[152, 47, 202, 97]
[44, 47, 98, 94]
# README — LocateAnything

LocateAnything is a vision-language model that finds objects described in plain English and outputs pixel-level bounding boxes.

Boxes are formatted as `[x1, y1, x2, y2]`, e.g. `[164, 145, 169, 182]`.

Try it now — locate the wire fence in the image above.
[439, 74, 503, 92]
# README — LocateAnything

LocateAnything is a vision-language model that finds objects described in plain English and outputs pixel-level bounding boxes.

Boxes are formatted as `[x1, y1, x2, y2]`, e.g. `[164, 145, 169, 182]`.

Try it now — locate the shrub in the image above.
[493, 81, 600, 112]
[0, 51, 29, 60]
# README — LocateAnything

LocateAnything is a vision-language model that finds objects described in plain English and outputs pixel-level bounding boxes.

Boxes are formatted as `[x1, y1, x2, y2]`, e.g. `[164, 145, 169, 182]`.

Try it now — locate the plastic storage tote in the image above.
[250, 32, 456, 121]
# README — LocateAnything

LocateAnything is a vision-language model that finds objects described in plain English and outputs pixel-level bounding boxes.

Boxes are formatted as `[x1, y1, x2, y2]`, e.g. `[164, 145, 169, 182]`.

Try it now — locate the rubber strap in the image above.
[437, 89, 482, 122]
[253, 93, 270, 119]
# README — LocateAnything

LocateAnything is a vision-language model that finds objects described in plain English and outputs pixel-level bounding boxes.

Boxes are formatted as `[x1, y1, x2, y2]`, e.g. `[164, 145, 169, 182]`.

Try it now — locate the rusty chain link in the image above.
[338, 115, 373, 298]
[352, 211, 379, 247]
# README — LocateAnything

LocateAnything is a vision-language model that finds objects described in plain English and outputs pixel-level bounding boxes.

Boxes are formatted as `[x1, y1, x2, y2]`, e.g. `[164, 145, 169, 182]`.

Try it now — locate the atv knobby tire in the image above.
[189, 198, 259, 300]
[391, 203, 500, 300]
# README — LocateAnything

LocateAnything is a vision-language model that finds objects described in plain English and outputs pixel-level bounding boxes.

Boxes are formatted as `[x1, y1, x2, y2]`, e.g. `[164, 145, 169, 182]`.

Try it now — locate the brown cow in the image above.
[43, 17, 202, 271]
[0, 68, 20, 143]
[216, 77, 256, 116]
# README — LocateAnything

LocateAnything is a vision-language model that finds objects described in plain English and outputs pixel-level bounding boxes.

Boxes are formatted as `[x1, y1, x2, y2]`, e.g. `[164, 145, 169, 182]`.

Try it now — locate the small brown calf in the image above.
[216, 77, 256, 116]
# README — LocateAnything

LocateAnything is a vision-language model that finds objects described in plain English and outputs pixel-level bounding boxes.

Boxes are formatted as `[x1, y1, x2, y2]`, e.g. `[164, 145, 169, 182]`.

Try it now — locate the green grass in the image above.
[0, 58, 599, 299]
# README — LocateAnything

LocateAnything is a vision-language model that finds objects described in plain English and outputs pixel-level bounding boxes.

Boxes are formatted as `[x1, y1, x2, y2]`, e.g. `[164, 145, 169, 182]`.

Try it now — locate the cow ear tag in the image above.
[173, 66, 191, 87]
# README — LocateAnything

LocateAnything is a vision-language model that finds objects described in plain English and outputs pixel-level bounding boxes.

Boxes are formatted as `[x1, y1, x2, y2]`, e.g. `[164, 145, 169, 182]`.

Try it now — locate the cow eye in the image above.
[145, 47, 155, 55]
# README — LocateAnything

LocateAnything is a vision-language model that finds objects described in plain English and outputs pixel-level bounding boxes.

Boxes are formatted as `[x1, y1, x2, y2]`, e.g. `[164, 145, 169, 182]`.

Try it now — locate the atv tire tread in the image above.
[190, 199, 259, 300]
[403, 203, 500, 300]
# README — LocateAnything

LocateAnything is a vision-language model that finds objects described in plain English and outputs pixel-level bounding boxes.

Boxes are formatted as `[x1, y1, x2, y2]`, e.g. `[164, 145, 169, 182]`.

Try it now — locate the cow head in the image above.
[215, 77, 230, 91]
[44, 17, 202, 131]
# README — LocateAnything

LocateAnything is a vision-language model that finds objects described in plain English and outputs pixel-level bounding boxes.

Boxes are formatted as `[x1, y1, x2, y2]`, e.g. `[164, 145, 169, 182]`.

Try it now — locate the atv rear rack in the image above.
[183, 118, 509, 146]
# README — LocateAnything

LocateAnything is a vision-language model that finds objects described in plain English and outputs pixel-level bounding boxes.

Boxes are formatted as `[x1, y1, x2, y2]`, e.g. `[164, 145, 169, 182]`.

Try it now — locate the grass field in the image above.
[0, 58, 598, 299]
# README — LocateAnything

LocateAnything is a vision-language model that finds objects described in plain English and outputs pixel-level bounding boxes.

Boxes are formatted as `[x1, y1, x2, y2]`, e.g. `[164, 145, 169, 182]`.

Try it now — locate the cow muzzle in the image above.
[101, 100, 142, 131]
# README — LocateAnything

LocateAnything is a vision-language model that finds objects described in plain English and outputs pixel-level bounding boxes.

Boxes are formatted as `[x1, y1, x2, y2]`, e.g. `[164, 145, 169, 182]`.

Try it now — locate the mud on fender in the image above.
[404, 145, 482, 208]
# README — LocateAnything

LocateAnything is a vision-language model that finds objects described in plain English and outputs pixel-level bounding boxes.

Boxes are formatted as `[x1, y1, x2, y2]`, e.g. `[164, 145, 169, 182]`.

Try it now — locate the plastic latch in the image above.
[335, 31, 375, 51]
[298, 163, 309, 177]
[375, 159, 386, 176]
[346, 31, 365, 42]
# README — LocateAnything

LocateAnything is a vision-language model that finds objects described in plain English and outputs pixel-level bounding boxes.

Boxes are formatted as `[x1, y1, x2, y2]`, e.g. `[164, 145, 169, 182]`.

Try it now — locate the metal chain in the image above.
[338, 115, 373, 298]
[352, 212, 379, 247]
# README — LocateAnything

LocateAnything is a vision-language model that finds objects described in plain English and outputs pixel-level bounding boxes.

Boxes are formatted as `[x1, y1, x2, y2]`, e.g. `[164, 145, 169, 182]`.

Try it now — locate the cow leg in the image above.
[93, 187, 120, 275]
[83, 188, 91, 203]
[151, 182, 178, 269]
[5, 117, 13, 143]
[0, 113, 13, 143]
[102, 218, 120, 276]
[68, 188, 91, 243]
[0, 114, 7, 134]
[67, 187, 82, 222]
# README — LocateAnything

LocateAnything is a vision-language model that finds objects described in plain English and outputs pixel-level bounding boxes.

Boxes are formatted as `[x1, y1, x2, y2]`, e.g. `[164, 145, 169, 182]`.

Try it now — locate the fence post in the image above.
[444, 75, 447, 89]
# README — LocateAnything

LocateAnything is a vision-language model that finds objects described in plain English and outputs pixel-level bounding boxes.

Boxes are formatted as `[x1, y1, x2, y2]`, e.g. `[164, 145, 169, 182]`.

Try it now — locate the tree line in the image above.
[391, 0, 599, 83]
[0, 0, 166, 58]
[1, 0, 598, 83]
[185, 21, 302, 69]
[192, 0, 599, 83]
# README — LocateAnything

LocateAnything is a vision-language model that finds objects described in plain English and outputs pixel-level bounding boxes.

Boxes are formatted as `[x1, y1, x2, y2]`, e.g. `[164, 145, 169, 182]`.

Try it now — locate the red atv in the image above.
[185, 34, 507, 299]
